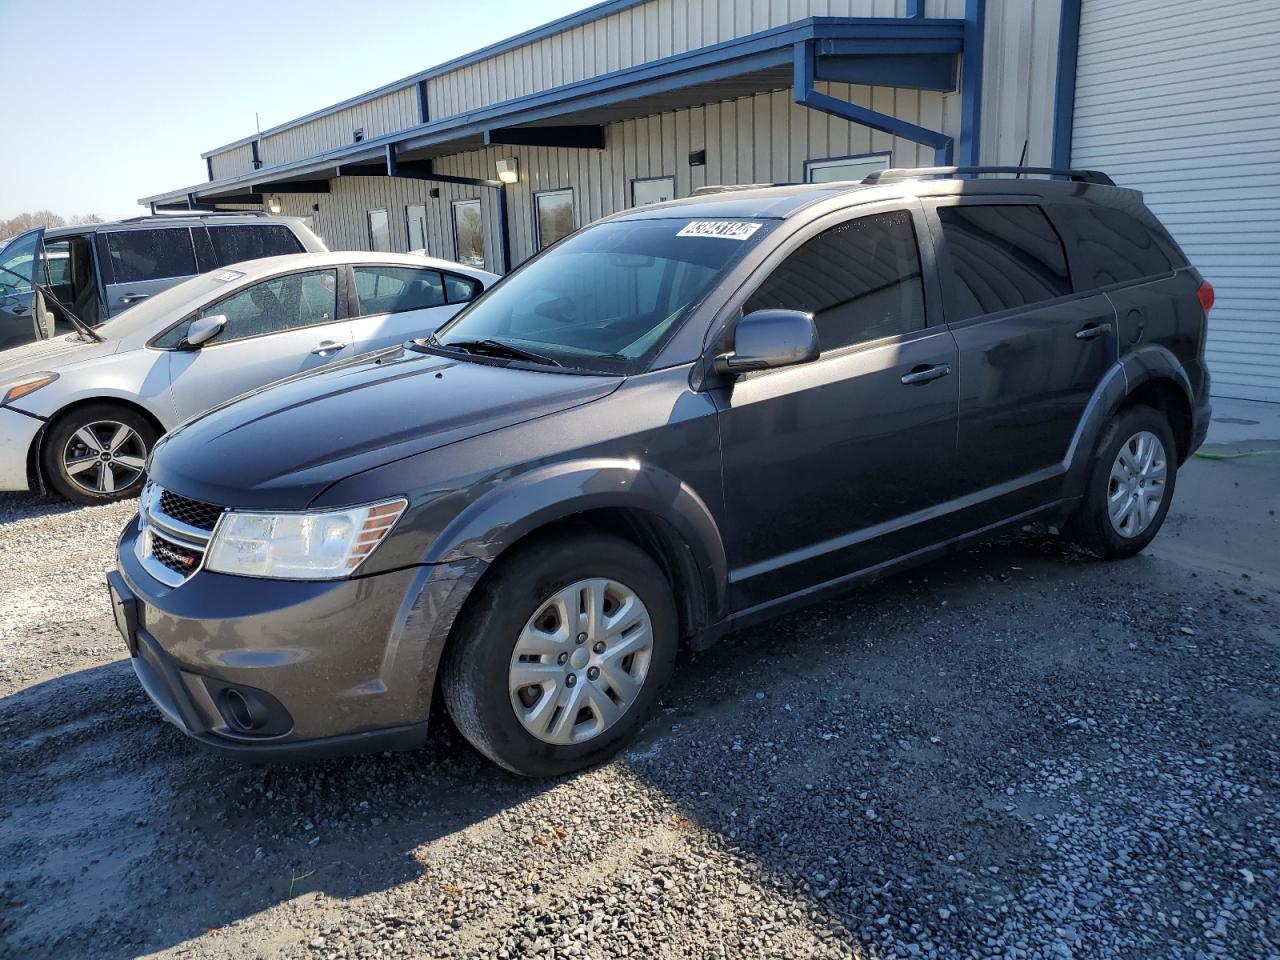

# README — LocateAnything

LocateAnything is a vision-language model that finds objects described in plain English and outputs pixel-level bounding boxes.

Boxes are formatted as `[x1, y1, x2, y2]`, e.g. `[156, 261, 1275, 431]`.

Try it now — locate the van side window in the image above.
[104, 229, 198, 284]
[745, 210, 926, 352]
[938, 205, 1071, 321]
[206, 225, 304, 267]
[1052, 204, 1177, 288]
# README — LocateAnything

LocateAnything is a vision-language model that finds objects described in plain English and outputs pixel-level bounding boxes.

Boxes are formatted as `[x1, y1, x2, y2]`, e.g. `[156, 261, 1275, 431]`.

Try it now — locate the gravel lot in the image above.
[0, 448, 1277, 960]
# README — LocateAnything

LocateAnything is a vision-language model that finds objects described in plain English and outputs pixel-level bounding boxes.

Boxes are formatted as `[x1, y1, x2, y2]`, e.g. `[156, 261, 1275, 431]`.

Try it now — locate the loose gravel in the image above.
[0, 457, 1277, 960]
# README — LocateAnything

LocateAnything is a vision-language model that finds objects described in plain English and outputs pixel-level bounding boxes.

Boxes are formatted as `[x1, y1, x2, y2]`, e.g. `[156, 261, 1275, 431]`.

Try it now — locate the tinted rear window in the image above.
[1052, 204, 1178, 288]
[207, 224, 304, 267]
[104, 229, 197, 284]
[938, 205, 1071, 321]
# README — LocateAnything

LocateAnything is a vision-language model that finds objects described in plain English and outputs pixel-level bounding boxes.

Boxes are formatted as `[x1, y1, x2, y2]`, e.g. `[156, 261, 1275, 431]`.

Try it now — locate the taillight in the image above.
[1197, 280, 1215, 315]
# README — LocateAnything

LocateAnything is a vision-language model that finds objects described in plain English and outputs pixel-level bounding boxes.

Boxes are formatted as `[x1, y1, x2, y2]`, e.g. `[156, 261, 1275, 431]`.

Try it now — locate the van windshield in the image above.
[432, 216, 775, 374]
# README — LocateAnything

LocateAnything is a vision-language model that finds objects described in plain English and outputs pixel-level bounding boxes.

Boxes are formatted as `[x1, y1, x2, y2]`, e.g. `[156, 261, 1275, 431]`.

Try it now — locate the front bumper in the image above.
[113, 515, 484, 760]
[0, 405, 42, 491]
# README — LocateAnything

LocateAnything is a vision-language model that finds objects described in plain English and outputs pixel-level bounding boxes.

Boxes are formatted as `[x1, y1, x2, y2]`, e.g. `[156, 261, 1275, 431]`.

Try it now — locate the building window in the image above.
[534, 188, 575, 250]
[406, 203, 428, 252]
[452, 199, 485, 268]
[368, 209, 391, 252]
[631, 176, 675, 208]
[804, 152, 892, 185]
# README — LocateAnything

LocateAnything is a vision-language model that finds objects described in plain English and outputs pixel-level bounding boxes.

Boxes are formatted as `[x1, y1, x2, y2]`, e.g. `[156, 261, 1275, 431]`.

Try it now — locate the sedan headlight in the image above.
[1, 372, 58, 405]
[204, 498, 407, 580]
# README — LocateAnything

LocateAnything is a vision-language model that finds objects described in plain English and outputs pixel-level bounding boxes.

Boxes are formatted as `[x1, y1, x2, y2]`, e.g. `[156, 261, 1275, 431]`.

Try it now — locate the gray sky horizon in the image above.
[0, 0, 596, 222]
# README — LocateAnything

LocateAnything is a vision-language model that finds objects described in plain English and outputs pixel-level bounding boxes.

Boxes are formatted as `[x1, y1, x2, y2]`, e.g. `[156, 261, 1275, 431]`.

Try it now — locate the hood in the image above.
[0, 333, 119, 381]
[149, 347, 623, 509]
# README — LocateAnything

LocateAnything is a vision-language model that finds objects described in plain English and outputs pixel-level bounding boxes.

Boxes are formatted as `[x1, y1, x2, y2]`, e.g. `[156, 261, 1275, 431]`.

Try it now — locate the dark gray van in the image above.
[109, 166, 1213, 776]
[0, 213, 325, 350]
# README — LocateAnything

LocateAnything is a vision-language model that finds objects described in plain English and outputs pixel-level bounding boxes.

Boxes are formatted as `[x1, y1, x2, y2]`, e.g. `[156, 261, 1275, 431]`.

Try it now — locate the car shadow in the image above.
[1, 530, 1228, 958]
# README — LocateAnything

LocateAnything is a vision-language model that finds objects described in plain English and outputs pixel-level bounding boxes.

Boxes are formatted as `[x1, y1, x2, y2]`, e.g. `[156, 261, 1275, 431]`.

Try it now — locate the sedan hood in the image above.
[0, 333, 119, 381]
[150, 348, 623, 508]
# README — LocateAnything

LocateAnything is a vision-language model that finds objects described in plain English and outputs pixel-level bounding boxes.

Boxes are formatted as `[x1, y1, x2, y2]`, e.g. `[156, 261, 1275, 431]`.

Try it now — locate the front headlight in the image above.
[1, 372, 58, 405]
[204, 498, 407, 580]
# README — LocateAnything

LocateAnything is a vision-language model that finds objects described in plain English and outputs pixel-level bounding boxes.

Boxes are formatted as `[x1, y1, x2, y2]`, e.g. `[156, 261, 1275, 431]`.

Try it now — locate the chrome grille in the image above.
[136, 483, 221, 587]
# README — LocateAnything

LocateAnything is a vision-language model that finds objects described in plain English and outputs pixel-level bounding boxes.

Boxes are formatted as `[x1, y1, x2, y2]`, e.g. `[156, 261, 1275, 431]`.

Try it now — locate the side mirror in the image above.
[184, 314, 227, 348]
[714, 309, 819, 377]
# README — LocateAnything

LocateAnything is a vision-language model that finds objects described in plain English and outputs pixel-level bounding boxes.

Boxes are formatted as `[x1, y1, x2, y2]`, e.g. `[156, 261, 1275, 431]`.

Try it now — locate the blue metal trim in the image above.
[793, 42, 954, 165]
[815, 52, 959, 90]
[1052, 0, 1082, 168]
[802, 150, 893, 181]
[958, 0, 985, 165]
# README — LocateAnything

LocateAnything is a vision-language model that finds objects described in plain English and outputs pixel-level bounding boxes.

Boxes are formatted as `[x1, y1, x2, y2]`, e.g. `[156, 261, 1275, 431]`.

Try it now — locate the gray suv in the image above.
[0, 213, 325, 350]
[109, 166, 1212, 776]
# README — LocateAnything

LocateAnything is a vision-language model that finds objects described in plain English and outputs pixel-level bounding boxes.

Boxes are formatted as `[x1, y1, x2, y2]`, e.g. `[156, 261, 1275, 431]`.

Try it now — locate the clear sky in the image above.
[0, 0, 598, 221]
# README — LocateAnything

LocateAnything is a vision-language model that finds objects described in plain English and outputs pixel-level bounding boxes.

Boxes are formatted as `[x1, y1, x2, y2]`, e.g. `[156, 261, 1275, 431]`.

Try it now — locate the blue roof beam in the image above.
[814, 52, 959, 92]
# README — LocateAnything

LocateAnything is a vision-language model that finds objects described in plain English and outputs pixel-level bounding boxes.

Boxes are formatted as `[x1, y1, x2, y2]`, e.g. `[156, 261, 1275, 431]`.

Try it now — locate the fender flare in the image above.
[423, 457, 730, 624]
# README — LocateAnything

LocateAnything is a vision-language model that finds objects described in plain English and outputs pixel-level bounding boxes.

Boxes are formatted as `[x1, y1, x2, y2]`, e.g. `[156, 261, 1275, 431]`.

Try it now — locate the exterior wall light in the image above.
[268, 198, 283, 215]
[496, 158, 519, 184]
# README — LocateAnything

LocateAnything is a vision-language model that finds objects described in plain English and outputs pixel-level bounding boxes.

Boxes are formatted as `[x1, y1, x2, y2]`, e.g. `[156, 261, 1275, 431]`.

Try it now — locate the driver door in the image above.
[0, 228, 44, 350]
[164, 268, 354, 422]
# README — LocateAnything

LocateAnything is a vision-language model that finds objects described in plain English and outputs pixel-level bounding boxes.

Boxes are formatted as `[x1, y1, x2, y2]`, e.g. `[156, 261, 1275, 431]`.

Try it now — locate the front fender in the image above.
[424, 457, 729, 622]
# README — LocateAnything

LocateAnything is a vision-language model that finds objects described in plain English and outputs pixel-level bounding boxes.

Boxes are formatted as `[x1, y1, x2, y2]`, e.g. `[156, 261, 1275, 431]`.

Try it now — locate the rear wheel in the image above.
[440, 532, 678, 777]
[1067, 404, 1177, 559]
[41, 404, 157, 505]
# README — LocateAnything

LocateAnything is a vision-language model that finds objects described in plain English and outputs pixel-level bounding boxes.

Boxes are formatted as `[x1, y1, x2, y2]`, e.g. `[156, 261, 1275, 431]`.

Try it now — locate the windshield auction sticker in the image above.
[676, 221, 763, 240]
[212, 270, 245, 282]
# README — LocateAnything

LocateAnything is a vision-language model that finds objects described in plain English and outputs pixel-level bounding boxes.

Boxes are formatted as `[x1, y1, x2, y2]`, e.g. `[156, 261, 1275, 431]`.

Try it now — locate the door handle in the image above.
[1075, 322, 1111, 341]
[900, 363, 952, 386]
[120, 293, 150, 305]
[311, 340, 347, 356]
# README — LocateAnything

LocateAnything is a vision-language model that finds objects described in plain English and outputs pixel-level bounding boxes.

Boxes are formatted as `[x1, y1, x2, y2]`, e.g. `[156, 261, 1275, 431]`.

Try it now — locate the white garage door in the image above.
[1071, 0, 1280, 402]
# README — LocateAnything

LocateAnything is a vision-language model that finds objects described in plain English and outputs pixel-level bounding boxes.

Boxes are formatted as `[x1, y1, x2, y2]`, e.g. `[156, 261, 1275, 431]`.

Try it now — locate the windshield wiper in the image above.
[430, 335, 562, 367]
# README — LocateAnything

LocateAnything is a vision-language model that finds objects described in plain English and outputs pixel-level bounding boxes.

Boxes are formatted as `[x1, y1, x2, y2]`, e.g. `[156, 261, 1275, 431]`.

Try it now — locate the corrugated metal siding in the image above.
[980, 0, 1062, 165]
[259, 87, 420, 170]
[1072, 0, 1280, 402]
[427, 0, 967, 120]
[208, 143, 255, 180]
[278, 80, 957, 271]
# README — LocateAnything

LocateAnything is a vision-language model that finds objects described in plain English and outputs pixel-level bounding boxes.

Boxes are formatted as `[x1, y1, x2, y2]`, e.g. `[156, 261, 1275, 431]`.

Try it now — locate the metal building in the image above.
[142, 0, 1279, 402]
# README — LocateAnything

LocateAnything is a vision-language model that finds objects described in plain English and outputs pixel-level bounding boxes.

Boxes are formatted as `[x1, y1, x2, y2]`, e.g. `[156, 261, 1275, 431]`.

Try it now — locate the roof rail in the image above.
[690, 183, 794, 196]
[116, 210, 272, 224]
[862, 166, 1116, 187]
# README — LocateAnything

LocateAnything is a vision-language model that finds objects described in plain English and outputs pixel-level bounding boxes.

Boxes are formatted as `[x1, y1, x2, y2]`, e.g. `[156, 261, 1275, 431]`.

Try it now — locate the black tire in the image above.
[440, 531, 678, 777]
[1067, 404, 1178, 559]
[41, 403, 157, 505]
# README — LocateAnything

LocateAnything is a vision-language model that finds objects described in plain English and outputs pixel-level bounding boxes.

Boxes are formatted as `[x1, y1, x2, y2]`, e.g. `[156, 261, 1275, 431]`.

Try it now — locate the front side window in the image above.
[155, 269, 338, 347]
[354, 265, 444, 316]
[104, 229, 197, 284]
[535, 189, 575, 250]
[805, 152, 891, 184]
[368, 209, 391, 253]
[0, 230, 41, 295]
[206, 224, 304, 267]
[938, 204, 1071, 321]
[746, 209, 925, 353]
[435, 216, 776, 374]
[452, 199, 485, 268]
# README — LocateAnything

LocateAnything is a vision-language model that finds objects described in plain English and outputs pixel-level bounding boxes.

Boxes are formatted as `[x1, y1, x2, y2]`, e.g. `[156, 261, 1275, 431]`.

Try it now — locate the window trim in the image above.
[803, 151, 892, 185]
[923, 196, 1077, 329]
[533, 187, 576, 252]
[146, 266, 348, 351]
[630, 175, 676, 208]
[451, 198, 485, 269]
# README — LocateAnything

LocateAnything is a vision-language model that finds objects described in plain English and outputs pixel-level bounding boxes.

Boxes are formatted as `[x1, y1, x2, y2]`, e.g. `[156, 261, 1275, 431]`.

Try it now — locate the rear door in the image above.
[161, 268, 353, 422]
[0, 228, 43, 350]
[927, 198, 1118, 516]
[100, 227, 199, 314]
[347, 263, 482, 352]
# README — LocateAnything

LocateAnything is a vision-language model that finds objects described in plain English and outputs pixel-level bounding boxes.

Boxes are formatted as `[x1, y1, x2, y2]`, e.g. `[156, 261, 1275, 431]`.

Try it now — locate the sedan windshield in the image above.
[433, 216, 776, 374]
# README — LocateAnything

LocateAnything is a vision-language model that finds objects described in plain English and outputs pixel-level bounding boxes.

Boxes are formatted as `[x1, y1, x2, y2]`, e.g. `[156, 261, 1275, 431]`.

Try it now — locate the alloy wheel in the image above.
[62, 420, 147, 495]
[1107, 430, 1167, 538]
[509, 577, 654, 746]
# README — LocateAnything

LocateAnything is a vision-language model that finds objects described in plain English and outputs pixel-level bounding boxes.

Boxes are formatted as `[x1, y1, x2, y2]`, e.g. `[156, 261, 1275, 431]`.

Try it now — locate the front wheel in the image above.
[440, 532, 678, 777]
[1067, 404, 1178, 559]
[41, 404, 157, 505]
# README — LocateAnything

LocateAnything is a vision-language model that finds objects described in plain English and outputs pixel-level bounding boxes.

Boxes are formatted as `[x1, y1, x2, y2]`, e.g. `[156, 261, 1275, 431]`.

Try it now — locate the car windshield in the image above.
[433, 216, 776, 374]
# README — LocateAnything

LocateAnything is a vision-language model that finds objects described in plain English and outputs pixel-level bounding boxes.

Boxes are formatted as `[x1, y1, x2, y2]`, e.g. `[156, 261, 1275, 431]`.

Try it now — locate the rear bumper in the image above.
[113, 515, 486, 760]
[0, 405, 42, 491]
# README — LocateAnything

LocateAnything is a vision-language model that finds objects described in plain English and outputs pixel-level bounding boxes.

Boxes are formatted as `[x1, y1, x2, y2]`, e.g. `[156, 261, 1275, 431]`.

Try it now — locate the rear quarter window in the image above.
[104, 229, 197, 284]
[1051, 204, 1180, 289]
[206, 224, 304, 267]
